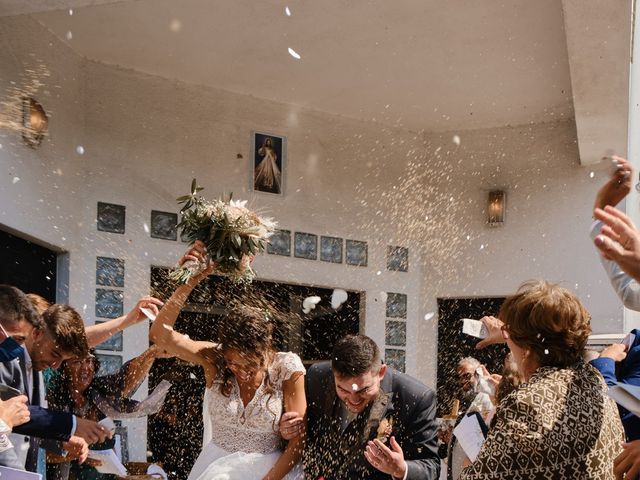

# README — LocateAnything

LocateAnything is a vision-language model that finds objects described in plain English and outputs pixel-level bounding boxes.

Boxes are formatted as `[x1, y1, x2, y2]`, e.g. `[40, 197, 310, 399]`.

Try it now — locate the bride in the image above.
[149, 241, 306, 480]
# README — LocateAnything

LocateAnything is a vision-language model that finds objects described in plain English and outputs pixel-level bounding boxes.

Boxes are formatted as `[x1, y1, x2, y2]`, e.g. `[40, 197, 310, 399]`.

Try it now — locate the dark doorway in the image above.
[436, 297, 508, 417]
[0, 229, 57, 303]
[146, 266, 362, 480]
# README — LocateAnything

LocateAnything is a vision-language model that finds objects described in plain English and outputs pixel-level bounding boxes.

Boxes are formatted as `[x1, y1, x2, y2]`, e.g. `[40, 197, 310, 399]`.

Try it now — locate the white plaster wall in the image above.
[0, 16, 625, 461]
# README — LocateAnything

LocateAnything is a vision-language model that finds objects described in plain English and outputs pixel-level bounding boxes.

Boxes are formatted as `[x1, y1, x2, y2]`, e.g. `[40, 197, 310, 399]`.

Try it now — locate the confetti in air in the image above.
[169, 19, 182, 33]
[351, 383, 358, 391]
[285, 6, 291, 16]
[143, 223, 150, 233]
[424, 312, 435, 321]
[589, 171, 595, 178]
[302, 296, 321, 314]
[331, 289, 348, 309]
[12, 177, 19, 184]
[288, 47, 301, 60]
[66, 31, 73, 40]
[452, 135, 461, 146]
[75, 145, 84, 155]
[68, 8, 73, 15]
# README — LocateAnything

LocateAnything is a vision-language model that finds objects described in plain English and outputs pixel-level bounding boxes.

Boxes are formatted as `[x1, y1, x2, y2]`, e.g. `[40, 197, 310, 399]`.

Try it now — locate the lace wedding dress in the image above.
[187, 352, 305, 480]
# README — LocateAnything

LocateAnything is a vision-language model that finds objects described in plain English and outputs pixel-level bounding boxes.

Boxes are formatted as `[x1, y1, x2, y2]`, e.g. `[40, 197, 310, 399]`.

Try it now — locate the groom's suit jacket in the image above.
[304, 362, 440, 480]
[0, 353, 73, 470]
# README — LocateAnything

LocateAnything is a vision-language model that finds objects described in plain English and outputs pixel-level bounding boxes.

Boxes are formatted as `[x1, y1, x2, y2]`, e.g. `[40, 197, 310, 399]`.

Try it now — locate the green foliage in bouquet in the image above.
[170, 179, 276, 284]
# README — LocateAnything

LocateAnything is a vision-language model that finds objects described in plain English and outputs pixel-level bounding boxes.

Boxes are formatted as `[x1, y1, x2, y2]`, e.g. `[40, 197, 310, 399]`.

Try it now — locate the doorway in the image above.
[436, 296, 508, 417]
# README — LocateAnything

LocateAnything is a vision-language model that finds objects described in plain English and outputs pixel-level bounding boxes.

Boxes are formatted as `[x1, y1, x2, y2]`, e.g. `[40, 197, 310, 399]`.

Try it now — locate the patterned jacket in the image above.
[460, 361, 624, 479]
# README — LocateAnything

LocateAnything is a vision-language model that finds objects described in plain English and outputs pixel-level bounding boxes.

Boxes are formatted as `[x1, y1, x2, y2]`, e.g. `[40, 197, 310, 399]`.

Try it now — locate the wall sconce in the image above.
[22, 97, 48, 148]
[487, 190, 506, 227]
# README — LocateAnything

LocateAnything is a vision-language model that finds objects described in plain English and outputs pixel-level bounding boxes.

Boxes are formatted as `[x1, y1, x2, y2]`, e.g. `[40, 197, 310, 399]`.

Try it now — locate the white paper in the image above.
[462, 319, 488, 339]
[98, 417, 116, 435]
[95, 380, 172, 419]
[608, 382, 640, 417]
[87, 449, 127, 477]
[140, 307, 156, 322]
[0, 466, 42, 479]
[453, 414, 486, 462]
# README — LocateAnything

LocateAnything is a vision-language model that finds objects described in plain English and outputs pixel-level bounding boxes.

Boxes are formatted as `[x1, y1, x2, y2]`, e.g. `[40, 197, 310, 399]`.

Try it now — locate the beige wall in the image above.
[0, 15, 625, 460]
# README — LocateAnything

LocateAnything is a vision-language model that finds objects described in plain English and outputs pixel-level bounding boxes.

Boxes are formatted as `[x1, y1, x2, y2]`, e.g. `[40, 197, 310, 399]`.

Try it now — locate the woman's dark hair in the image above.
[500, 280, 591, 369]
[217, 305, 275, 396]
[494, 353, 522, 405]
[46, 349, 100, 412]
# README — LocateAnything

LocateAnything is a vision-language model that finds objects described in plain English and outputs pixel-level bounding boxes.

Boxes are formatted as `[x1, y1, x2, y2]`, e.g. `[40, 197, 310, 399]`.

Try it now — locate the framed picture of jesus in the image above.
[251, 131, 285, 195]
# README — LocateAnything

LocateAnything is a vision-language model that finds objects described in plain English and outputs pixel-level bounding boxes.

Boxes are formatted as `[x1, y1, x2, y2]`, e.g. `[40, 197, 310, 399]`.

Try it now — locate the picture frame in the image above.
[96, 257, 125, 287]
[294, 232, 317, 260]
[320, 236, 343, 263]
[387, 246, 409, 272]
[95, 288, 124, 319]
[251, 131, 285, 195]
[345, 240, 368, 267]
[95, 353, 123, 377]
[150, 210, 178, 241]
[97, 202, 125, 234]
[267, 229, 291, 256]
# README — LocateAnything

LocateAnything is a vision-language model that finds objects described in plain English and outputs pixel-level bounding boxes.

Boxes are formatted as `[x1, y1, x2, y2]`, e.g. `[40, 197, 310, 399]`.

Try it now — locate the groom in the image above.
[284, 334, 440, 479]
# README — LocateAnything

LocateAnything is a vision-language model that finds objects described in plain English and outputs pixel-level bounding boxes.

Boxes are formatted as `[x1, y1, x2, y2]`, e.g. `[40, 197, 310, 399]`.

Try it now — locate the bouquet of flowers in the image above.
[170, 179, 276, 284]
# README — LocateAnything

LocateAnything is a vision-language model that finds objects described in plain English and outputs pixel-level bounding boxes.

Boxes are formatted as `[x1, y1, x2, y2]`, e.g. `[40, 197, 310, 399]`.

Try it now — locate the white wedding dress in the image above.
[188, 352, 305, 480]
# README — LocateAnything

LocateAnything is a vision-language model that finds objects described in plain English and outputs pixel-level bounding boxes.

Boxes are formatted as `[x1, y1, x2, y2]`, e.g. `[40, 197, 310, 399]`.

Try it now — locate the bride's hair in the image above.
[217, 306, 277, 413]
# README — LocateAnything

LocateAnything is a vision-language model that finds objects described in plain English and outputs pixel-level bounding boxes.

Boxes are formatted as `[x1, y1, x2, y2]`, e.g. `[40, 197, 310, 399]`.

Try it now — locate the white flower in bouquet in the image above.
[170, 179, 276, 284]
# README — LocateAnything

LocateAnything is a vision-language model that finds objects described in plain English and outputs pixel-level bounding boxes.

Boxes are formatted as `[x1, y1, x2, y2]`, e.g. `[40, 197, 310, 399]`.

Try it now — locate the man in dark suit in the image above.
[300, 334, 440, 480]
[0, 288, 108, 470]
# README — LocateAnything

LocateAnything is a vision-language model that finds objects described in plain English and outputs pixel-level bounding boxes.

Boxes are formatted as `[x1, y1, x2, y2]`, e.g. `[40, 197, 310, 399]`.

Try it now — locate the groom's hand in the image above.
[279, 411, 304, 440]
[365, 437, 407, 479]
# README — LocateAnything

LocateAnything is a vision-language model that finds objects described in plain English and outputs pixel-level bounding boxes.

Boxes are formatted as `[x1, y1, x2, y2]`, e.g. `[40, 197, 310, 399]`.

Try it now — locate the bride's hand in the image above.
[279, 411, 304, 440]
[179, 240, 207, 267]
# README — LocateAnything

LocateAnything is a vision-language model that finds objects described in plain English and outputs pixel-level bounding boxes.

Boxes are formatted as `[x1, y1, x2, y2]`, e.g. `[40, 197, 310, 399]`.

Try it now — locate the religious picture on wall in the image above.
[252, 131, 285, 195]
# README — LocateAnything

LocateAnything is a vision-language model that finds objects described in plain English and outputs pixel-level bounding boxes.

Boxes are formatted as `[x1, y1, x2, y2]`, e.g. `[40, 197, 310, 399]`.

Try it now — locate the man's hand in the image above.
[614, 440, 640, 479]
[594, 156, 632, 210]
[0, 395, 30, 429]
[364, 437, 407, 479]
[74, 417, 111, 444]
[62, 435, 89, 464]
[475, 316, 505, 349]
[599, 343, 628, 362]
[594, 206, 640, 282]
[279, 411, 304, 441]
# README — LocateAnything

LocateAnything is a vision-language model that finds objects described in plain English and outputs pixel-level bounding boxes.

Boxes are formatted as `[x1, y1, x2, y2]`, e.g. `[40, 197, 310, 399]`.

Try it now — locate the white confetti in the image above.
[288, 47, 301, 60]
[189, 373, 196, 380]
[82, 304, 87, 312]
[424, 312, 435, 321]
[331, 289, 348, 309]
[66, 31, 73, 41]
[285, 6, 291, 16]
[351, 383, 358, 391]
[12, 177, 19, 184]
[479, 244, 485, 250]
[75, 145, 84, 155]
[466, 235, 470, 240]
[589, 171, 595, 178]
[169, 19, 182, 33]
[544, 349, 549, 355]
[452, 135, 461, 146]
[302, 296, 321, 314]
[143, 223, 150, 233]
[376, 270, 382, 276]
[68, 8, 73, 15]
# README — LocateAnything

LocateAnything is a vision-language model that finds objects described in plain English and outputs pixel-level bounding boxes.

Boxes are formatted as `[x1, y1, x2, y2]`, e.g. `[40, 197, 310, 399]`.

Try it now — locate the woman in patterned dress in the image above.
[460, 280, 624, 479]
[149, 242, 306, 480]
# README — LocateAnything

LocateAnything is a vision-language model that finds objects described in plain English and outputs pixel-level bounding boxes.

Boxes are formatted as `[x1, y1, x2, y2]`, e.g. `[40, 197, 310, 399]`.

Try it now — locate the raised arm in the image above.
[86, 296, 163, 348]
[121, 344, 170, 397]
[264, 371, 307, 480]
[149, 242, 218, 381]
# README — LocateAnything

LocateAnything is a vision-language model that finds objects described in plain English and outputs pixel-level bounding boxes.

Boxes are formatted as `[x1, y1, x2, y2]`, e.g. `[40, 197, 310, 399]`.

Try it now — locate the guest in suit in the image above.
[0, 301, 110, 471]
[300, 334, 440, 480]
